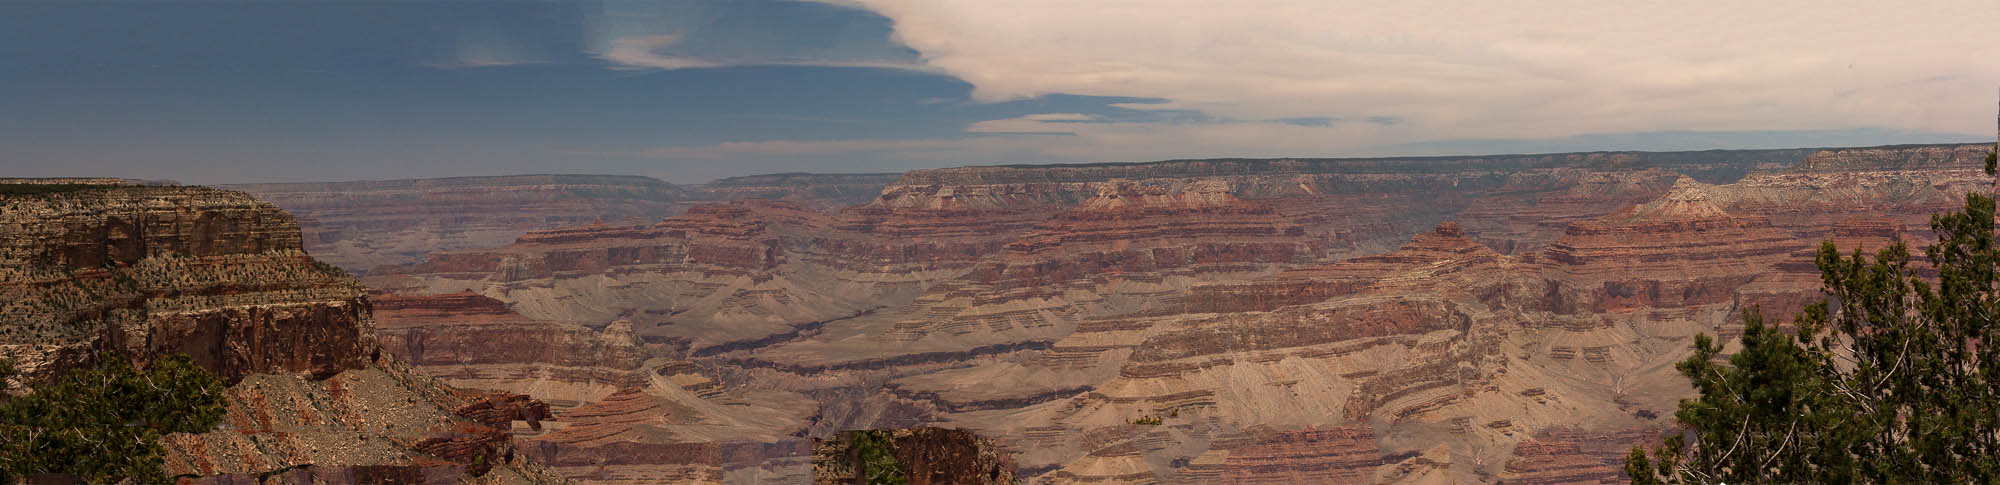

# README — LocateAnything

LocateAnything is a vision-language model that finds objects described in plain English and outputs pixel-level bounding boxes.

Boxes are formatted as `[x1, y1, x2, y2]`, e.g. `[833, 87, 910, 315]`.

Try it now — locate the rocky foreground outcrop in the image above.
[358, 143, 1992, 483]
[0, 181, 566, 484]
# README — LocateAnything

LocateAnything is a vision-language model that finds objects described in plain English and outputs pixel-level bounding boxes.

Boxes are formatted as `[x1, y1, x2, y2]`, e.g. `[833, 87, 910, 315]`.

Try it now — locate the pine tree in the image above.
[0, 353, 228, 483]
[1630, 152, 2000, 483]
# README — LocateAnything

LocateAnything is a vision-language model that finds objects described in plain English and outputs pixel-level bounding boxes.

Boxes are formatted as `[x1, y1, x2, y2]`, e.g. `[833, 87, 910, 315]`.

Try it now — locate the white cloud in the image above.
[820, 0, 2000, 156]
[599, 35, 720, 70]
[966, 113, 1098, 133]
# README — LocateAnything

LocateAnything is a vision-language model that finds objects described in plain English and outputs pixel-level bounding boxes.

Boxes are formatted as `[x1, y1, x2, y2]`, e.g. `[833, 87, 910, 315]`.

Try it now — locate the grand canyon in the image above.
[9, 2, 1999, 482]
[6, 141, 1981, 482]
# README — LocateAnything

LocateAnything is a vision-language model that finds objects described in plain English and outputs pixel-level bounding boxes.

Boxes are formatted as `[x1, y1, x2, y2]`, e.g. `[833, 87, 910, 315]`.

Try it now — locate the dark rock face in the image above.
[813, 428, 1018, 485]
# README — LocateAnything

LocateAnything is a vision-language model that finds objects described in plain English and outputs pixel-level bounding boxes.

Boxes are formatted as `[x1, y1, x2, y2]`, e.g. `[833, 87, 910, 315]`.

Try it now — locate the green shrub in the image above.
[0, 353, 228, 483]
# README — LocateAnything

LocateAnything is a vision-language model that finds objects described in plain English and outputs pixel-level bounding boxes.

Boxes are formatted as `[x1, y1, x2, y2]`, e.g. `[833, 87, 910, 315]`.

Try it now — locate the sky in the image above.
[3, 1, 1997, 185]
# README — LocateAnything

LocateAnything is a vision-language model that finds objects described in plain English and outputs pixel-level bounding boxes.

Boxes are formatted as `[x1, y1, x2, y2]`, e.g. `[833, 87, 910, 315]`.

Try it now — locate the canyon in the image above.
[5, 142, 1991, 483]
[228, 173, 899, 273]
[0, 181, 565, 483]
[342, 143, 1993, 482]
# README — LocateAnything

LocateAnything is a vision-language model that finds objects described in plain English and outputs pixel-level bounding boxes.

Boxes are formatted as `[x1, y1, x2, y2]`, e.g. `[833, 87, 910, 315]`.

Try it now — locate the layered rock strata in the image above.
[0, 184, 566, 483]
[357, 143, 1994, 483]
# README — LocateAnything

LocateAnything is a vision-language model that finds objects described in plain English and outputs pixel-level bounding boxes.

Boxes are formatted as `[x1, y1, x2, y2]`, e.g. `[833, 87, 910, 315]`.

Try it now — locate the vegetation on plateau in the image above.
[0, 353, 228, 483]
[1628, 150, 2000, 483]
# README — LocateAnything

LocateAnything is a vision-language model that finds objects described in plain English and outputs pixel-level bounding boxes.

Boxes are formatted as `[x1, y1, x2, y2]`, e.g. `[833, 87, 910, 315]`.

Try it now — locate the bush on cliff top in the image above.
[1629, 150, 2000, 483]
[0, 353, 227, 484]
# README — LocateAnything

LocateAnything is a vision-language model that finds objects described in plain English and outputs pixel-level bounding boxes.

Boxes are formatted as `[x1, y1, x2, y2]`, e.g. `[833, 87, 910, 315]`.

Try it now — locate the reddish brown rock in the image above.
[1500, 427, 1663, 484]
[1218, 427, 1383, 484]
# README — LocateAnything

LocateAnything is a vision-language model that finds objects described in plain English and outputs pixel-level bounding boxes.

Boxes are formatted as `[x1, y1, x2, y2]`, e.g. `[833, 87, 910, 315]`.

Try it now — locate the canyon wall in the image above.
[345, 143, 1990, 483]
[0, 181, 566, 483]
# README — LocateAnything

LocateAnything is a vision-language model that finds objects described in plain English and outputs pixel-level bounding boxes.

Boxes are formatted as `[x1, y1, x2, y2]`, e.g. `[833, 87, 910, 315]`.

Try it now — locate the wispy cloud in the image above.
[583, 2, 936, 73]
[594, 33, 937, 72]
[423, 25, 547, 69]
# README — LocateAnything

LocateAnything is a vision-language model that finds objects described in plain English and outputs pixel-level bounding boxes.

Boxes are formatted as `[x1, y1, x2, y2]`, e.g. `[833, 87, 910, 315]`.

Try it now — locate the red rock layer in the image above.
[1218, 427, 1382, 484]
[1537, 180, 1805, 313]
[1738, 218, 1907, 323]
[1501, 427, 1663, 484]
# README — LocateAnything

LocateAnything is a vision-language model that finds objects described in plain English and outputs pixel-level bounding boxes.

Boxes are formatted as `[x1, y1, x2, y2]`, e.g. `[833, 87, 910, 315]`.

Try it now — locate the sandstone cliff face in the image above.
[357, 143, 1993, 483]
[0, 184, 364, 382]
[0, 183, 565, 483]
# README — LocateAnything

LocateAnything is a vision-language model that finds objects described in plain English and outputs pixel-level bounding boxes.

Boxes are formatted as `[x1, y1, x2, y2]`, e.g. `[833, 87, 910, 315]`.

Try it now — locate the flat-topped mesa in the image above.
[0, 185, 361, 382]
[1797, 143, 1991, 172]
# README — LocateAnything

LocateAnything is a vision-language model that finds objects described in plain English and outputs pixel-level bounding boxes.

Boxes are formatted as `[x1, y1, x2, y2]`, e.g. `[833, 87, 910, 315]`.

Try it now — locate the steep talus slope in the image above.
[358, 143, 1991, 483]
[0, 182, 566, 483]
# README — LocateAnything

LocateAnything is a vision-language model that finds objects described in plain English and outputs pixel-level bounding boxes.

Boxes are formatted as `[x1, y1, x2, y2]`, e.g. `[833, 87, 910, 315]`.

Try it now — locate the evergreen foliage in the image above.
[0, 354, 228, 484]
[1629, 152, 2000, 483]
[852, 430, 908, 485]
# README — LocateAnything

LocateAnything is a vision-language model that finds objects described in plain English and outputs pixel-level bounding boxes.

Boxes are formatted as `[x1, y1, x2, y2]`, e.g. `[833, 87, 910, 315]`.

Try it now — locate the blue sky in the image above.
[3, 1, 1995, 184]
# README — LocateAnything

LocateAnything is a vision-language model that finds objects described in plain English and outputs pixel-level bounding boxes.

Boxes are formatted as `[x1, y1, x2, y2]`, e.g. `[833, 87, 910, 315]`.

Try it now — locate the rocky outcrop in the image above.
[0, 185, 364, 382]
[0, 185, 566, 483]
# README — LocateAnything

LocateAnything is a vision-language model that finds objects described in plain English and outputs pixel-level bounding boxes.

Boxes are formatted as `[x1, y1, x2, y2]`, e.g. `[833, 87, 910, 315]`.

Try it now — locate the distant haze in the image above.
[2, 1, 1995, 184]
